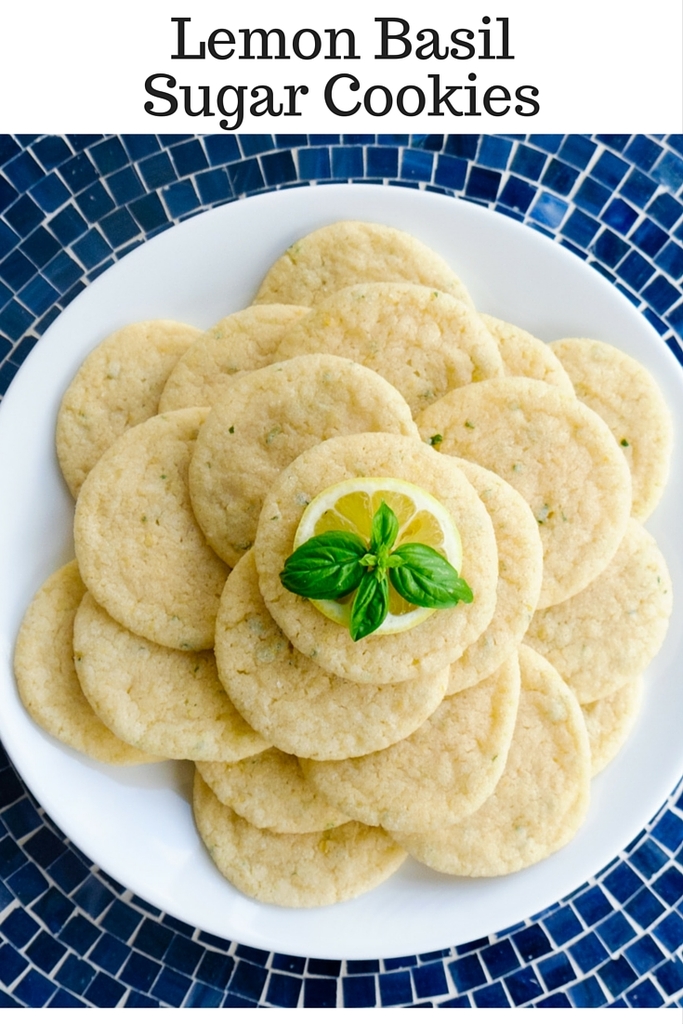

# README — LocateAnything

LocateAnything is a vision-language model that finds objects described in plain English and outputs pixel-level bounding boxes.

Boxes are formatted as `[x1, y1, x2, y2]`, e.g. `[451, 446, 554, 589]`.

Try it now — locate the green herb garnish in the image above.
[280, 501, 473, 642]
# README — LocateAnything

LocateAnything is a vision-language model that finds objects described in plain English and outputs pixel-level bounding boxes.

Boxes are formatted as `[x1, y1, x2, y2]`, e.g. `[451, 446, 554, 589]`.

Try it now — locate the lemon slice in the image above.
[293, 477, 463, 635]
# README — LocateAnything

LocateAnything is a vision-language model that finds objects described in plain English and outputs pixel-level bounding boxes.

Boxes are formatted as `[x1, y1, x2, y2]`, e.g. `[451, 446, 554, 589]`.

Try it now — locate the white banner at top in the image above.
[1, 0, 681, 132]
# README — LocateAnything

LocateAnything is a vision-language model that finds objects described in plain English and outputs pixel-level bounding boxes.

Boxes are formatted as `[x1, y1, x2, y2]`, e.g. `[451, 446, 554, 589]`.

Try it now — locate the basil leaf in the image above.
[280, 531, 367, 600]
[390, 543, 473, 608]
[370, 501, 399, 554]
[350, 570, 389, 641]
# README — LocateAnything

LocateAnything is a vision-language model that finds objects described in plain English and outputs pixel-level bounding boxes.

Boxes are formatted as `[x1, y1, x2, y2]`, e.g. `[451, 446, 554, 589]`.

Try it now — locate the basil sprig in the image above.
[280, 501, 473, 642]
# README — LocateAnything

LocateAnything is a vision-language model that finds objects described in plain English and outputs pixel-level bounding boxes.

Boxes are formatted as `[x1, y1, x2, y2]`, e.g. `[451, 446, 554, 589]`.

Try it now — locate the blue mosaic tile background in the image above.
[1, 133, 683, 1008]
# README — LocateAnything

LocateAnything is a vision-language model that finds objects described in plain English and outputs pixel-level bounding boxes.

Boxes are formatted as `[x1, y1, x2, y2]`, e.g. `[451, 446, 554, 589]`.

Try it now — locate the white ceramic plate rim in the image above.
[0, 183, 682, 960]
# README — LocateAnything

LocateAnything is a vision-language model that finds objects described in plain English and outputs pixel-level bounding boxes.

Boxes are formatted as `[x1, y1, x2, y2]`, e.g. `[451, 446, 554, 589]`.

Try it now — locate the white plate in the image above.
[0, 184, 681, 960]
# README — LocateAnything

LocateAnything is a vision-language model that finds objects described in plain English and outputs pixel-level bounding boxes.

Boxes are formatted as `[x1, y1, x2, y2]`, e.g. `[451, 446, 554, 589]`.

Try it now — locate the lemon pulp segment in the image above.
[293, 477, 463, 634]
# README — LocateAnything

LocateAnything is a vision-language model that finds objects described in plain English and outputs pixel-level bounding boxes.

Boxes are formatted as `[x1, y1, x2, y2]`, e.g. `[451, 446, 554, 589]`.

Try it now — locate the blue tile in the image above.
[4, 194, 44, 236]
[13, 967, 56, 1007]
[98, 208, 140, 249]
[48, 205, 88, 246]
[17, 274, 57, 317]
[204, 135, 241, 166]
[528, 135, 563, 154]
[625, 934, 666, 973]
[228, 959, 268, 1001]
[90, 138, 128, 175]
[169, 139, 208, 177]
[184, 982, 222, 1008]
[440, 994, 471, 1007]
[443, 136, 478, 160]
[643, 274, 680, 314]
[631, 217, 669, 257]
[543, 905, 584, 945]
[510, 143, 546, 180]
[120, 950, 161, 991]
[162, 180, 200, 218]
[129, 193, 169, 233]
[29, 172, 70, 213]
[536, 992, 572, 1007]
[592, 229, 629, 267]
[666, 300, 683, 332]
[412, 961, 448, 998]
[4, 152, 45, 191]
[25, 931, 66, 972]
[602, 198, 638, 234]
[0, 135, 22, 163]
[655, 910, 683, 953]
[59, 152, 98, 192]
[84, 971, 126, 1008]
[504, 965, 543, 1005]
[512, 924, 553, 962]
[121, 135, 160, 161]
[262, 150, 297, 186]
[654, 956, 683, 995]
[308, 957, 341, 975]
[106, 166, 145, 204]
[366, 146, 399, 179]
[537, 951, 576, 990]
[271, 952, 306, 973]
[654, 865, 683, 905]
[89, 932, 127, 972]
[228, 157, 265, 195]
[332, 146, 364, 179]
[656, 241, 683, 279]
[530, 191, 568, 229]
[596, 911, 637, 952]
[569, 932, 609, 972]
[20, 225, 61, 267]
[480, 938, 520, 979]
[618, 250, 654, 290]
[164, 933, 203, 973]
[139, 152, 177, 191]
[465, 165, 501, 202]
[48, 989, 86, 1008]
[0, 906, 40, 947]
[573, 177, 611, 216]
[66, 134, 103, 153]
[623, 135, 661, 171]
[652, 151, 683, 190]
[239, 136, 274, 157]
[266, 971, 302, 1008]
[72, 874, 115, 918]
[303, 977, 337, 1007]
[195, 167, 232, 205]
[627, 979, 665, 1008]
[347, 959, 380, 974]
[379, 969, 412, 1005]
[342, 974, 376, 1007]
[7, 862, 48, 903]
[75, 181, 115, 222]
[59, 914, 100, 956]
[649, 193, 683, 229]
[598, 956, 638, 999]
[0, 249, 36, 290]
[620, 168, 658, 208]
[151, 966, 193, 1007]
[23, 828, 67, 870]
[568, 976, 608, 1008]
[0, 220, 20, 260]
[0, 174, 19, 214]
[298, 147, 332, 180]
[478, 136, 512, 169]
[55, 952, 95, 995]
[0, 358, 20, 391]
[558, 135, 596, 169]
[100, 901, 142, 942]
[541, 158, 579, 196]
[31, 888, 72, 933]
[592, 150, 629, 187]
[472, 981, 511, 1007]
[0, 299, 33, 341]
[134, 918, 175, 960]
[448, 952, 486, 991]
[71, 228, 112, 270]
[0, 943, 28, 985]
[498, 176, 536, 214]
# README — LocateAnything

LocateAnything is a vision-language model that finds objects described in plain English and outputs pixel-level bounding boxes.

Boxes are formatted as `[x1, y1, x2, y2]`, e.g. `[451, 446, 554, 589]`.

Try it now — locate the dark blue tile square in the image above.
[620, 168, 658, 208]
[151, 965, 193, 1007]
[624, 135, 661, 171]
[55, 952, 96, 995]
[432, 154, 466, 192]
[84, 971, 126, 1008]
[90, 137, 128, 175]
[271, 952, 305, 973]
[541, 158, 579, 196]
[59, 152, 98, 192]
[240, 136, 274, 157]
[29, 172, 70, 213]
[667, 300, 683, 332]
[23, 828, 66, 870]
[0, 943, 28, 985]
[654, 865, 683, 905]
[0, 358, 21, 392]
[530, 191, 568, 229]
[511, 924, 552, 962]
[573, 177, 611, 216]
[0, 220, 20, 260]
[537, 951, 576, 990]
[122, 135, 160, 161]
[162, 179, 200, 218]
[48, 204, 88, 246]
[0, 135, 21, 163]
[504, 965, 543, 1006]
[71, 228, 112, 270]
[592, 150, 629, 188]
[20, 225, 61, 268]
[72, 874, 115, 918]
[444, 136, 478, 160]
[275, 135, 307, 148]
[106, 166, 145, 204]
[410, 135, 444, 152]
[266, 971, 302, 1007]
[418, 947, 450, 963]
[298, 146, 332, 180]
[379, 969, 412, 1005]
[618, 250, 654, 290]
[31, 887, 72, 933]
[66, 135, 103, 153]
[75, 181, 115, 222]
[185, 982, 223, 1008]
[98, 208, 140, 249]
[222, 992, 257, 1007]
[569, 931, 609, 972]
[0, 249, 36, 290]
[528, 135, 563, 154]
[655, 955, 683, 995]
[652, 151, 683, 190]
[466, 166, 501, 202]
[627, 979, 665, 1008]
[195, 167, 232, 205]
[228, 958, 267, 1001]
[88, 933, 127, 974]
[631, 839, 669, 880]
[139, 152, 177, 190]
[120, 949, 161, 991]
[129, 193, 169, 233]
[543, 905, 584, 945]
[366, 146, 399, 179]
[569, 976, 608, 1008]
[48, 989, 86, 1008]
[480, 938, 520, 979]
[0, 300, 33, 341]
[4, 152, 45, 191]
[655, 910, 683, 953]
[262, 150, 297, 186]
[0, 174, 19, 215]
[59, 914, 100, 957]
[332, 146, 363, 179]
[448, 952, 486, 991]
[4, 194, 43, 236]
[164, 932, 203, 973]
[204, 135, 241, 166]
[558, 135, 596, 169]
[592, 228, 629, 267]
[649, 193, 683, 230]
[625, 933, 666, 974]
[602, 198, 638, 234]
[510, 143, 546, 180]
[303, 977, 337, 1007]
[347, 958, 380, 974]
[342, 974, 376, 1007]
[643, 274, 680, 315]
[25, 931, 65, 972]
[100, 900, 141, 942]
[7, 862, 48, 903]
[412, 961, 448, 998]
[598, 955, 638, 998]
[133, 917, 174, 959]
[596, 910, 636, 952]
[498, 175, 535, 214]
[0, 906, 40, 946]
[472, 981, 511, 1007]
[631, 217, 669, 257]
[169, 139, 209, 177]
[228, 157, 265, 195]
[536, 992, 572, 1007]
[656, 241, 683, 279]
[478, 136, 512, 169]
[13, 967, 56, 1007]
[440, 995, 471, 1007]
[308, 957, 341, 975]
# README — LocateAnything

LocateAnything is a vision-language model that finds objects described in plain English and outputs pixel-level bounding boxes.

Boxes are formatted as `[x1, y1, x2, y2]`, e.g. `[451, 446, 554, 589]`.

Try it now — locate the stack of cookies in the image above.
[14, 221, 673, 908]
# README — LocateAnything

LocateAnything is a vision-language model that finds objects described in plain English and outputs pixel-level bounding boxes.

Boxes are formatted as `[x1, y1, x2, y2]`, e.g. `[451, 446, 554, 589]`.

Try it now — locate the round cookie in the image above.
[73, 592, 269, 762]
[193, 772, 407, 907]
[481, 314, 574, 394]
[214, 552, 450, 759]
[196, 751, 351, 834]
[189, 354, 419, 566]
[550, 337, 673, 521]
[525, 519, 672, 704]
[158, 304, 310, 412]
[447, 459, 543, 694]
[74, 408, 229, 651]
[253, 433, 499, 685]
[301, 653, 521, 833]
[274, 282, 503, 416]
[416, 378, 632, 608]
[13, 562, 156, 765]
[57, 320, 202, 497]
[391, 645, 591, 876]
[253, 220, 474, 308]
[582, 677, 644, 777]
